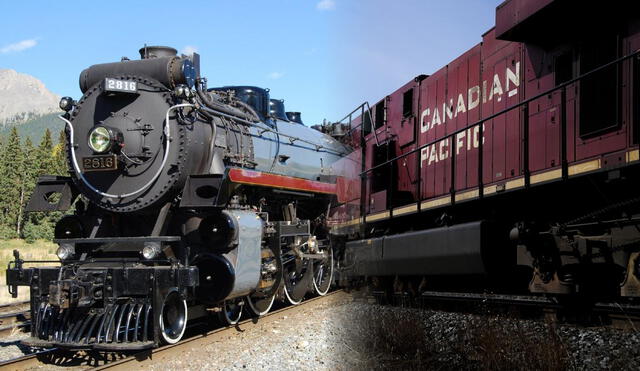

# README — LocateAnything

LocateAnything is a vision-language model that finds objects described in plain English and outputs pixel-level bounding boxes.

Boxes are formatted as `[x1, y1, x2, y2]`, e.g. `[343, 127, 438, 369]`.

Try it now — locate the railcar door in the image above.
[364, 98, 392, 215]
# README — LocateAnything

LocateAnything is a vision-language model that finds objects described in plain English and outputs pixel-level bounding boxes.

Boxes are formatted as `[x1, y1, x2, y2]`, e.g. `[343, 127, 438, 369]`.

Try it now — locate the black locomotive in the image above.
[6, 46, 347, 349]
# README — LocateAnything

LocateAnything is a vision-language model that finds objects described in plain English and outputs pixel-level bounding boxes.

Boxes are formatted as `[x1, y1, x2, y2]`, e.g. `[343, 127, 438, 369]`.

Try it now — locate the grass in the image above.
[0, 239, 57, 304]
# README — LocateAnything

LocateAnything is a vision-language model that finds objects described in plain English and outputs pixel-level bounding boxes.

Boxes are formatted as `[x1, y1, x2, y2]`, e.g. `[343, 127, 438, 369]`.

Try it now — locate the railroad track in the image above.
[369, 289, 640, 329]
[0, 301, 30, 337]
[0, 290, 346, 370]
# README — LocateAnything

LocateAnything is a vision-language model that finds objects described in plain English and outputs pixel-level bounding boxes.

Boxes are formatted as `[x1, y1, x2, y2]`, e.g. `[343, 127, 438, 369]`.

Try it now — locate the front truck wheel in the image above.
[159, 289, 188, 344]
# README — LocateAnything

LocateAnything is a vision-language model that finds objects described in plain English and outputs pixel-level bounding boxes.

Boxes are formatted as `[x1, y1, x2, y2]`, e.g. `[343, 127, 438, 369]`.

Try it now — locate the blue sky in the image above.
[0, 0, 502, 125]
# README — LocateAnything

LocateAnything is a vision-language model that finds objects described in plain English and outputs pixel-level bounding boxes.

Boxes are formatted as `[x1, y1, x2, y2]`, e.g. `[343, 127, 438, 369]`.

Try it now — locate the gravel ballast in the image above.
[337, 301, 640, 370]
[2, 293, 640, 370]
[143, 293, 640, 370]
[0, 331, 32, 362]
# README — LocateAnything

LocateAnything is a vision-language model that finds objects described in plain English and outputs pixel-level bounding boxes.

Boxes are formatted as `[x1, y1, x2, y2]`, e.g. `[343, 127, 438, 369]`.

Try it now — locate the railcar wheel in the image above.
[282, 257, 311, 305]
[246, 247, 280, 316]
[245, 293, 276, 317]
[219, 299, 243, 325]
[159, 290, 188, 344]
[313, 245, 334, 296]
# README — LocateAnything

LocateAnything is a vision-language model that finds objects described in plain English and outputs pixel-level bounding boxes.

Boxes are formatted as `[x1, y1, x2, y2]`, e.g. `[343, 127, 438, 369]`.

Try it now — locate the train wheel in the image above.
[313, 245, 334, 296]
[246, 247, 280, 317]
[245, 293, 276, 317]
[282, 258, 311, 305]
[159, 290, 188, 344]
[219, 298, 243, 325]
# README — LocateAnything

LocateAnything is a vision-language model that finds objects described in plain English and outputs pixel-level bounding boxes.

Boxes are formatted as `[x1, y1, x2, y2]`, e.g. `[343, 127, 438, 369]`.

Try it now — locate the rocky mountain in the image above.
[0, 69, 60, 127]
[0, 113, 62, 142]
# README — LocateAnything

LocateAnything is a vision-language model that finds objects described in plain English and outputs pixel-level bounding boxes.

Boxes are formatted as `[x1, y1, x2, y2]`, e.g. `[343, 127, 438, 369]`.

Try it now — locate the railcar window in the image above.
[363, 110, 372, 136]
[374, 101, 385, 129]
[554, 52, 573, 86]
[403, 89, 414, 118]
[579, 36, 620, 137]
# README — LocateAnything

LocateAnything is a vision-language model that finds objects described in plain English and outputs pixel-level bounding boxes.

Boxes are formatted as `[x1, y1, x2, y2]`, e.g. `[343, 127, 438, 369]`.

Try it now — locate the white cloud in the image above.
[181, 45, 198, 55]
[0, 39, 37, 54]
[267, 72, 284, 80]
[304, 47, 318, 56]
[316, 0, 335, 11]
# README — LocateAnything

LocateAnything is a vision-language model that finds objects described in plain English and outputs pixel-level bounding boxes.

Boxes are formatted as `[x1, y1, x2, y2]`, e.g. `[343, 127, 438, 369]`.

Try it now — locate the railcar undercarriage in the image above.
[337, 163, 640, 302]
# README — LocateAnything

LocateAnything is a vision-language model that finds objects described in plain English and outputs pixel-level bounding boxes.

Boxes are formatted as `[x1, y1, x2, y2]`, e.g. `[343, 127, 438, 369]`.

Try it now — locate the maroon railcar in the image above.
[330, 1, 640, 297]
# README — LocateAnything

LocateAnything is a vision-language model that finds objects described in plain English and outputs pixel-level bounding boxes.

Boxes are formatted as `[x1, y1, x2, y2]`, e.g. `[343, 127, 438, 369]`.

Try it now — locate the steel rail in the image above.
[405, 290, 640, 323]
[0, 302, 31, 337]
[0, 349, 58, 370]
[0, 301, 29, 310]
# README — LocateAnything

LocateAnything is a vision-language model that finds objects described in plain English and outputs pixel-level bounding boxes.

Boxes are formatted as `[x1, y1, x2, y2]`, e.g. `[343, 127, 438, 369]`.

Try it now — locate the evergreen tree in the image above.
[22, 129, 61, 242]
[36, 128, 55, 175]
[52, 129, 68, 175]
[18, 137, 37, 236]
[0, 128, 24, 237]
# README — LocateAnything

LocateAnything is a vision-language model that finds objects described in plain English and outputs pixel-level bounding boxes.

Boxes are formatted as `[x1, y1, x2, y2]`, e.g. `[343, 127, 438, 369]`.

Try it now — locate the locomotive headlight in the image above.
[142, 242, 162, 260]
[56, 243, 75, 260]
[88, 126, 112, 153]
[59, 96, 75, 112]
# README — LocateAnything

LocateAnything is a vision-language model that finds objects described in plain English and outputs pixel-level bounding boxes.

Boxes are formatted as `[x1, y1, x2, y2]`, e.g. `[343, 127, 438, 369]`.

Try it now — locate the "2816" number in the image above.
[105, 78, 137, 92]
[83, 156, 116, 171]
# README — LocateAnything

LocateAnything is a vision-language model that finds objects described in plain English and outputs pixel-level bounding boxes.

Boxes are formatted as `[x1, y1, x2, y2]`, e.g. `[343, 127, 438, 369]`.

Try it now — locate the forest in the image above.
[0, 127, 68, 242]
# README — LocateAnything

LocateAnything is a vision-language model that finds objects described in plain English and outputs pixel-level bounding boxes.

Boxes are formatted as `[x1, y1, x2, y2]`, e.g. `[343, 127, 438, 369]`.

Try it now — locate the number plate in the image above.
[82, 155, 118, 172]
[103, 78, 138, 93]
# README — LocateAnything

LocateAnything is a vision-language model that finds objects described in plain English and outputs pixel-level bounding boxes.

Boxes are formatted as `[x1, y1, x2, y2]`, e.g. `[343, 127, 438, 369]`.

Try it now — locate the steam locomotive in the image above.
[6, 46, 348, 349]
[330, 1, 640, 301]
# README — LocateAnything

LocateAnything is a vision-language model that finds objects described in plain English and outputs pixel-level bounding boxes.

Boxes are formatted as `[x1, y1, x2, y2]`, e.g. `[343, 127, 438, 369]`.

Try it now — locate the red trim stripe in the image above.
[228, 168, 336, 194]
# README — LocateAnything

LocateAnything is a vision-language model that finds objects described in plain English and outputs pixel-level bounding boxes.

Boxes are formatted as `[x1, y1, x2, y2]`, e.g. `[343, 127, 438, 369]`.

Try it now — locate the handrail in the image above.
[336, 101, 380, 146]
[361, 49, 640, 177]
[363, 101, 381, 146]
[337, 102, 368, 126]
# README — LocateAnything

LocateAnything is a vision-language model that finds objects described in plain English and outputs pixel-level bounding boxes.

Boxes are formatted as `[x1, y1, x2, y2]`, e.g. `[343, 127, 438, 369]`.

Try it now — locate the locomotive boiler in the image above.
[6, 46, 347, 349]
